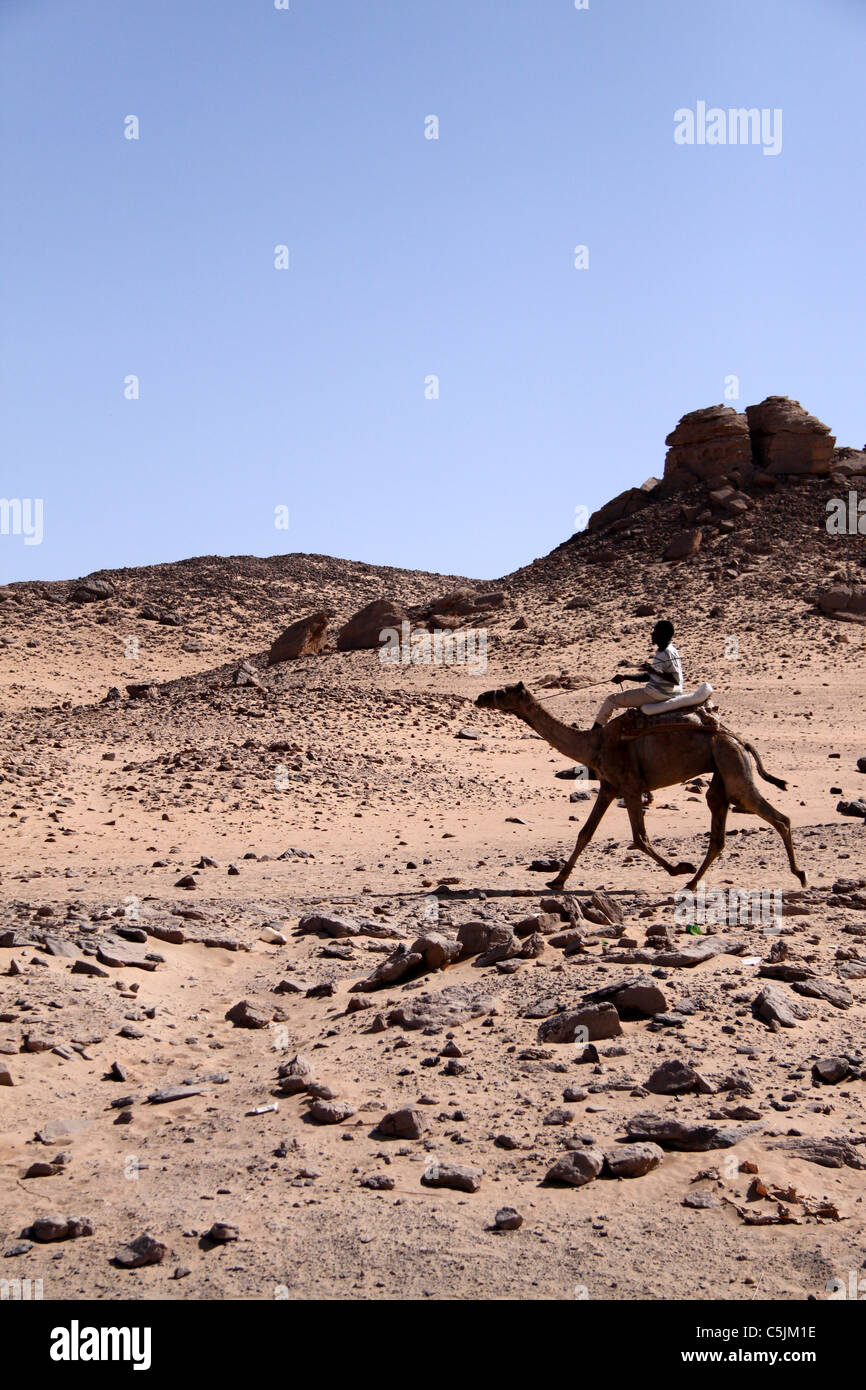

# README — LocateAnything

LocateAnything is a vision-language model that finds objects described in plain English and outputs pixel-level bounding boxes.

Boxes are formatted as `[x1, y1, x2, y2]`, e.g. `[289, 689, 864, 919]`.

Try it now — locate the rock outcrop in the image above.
[663, 528, 702, 562]
[746, 396, 836, 476]
[68, 578, 115, 603]
[829, 447, 866, 484]
[412, 589, 504, 622]
[662, 405, 753, 491]
[654, 396, 839, 498]
[817, 583, 866, 624]
[337, 599, 409, 651]
[587, 478, 661, 533]
[267, 610, 331, 664]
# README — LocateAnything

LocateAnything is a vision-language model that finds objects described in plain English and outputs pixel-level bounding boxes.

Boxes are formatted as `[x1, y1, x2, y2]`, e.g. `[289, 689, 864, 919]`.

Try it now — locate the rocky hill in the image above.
[505, 396, 866, 637]
[2, 396, 864, 716]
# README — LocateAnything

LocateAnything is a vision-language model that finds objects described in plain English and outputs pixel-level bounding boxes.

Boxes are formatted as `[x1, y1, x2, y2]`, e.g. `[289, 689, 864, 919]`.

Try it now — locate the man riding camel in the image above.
[593, 619, 683, 729]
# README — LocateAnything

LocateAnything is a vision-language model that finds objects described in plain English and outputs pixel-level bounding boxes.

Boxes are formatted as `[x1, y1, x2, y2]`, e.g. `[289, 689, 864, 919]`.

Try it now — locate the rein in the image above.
[541, 679, 613, 701]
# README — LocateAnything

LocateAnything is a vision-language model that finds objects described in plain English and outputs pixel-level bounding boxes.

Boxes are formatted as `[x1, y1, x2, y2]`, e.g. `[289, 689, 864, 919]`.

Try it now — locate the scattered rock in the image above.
[386, 985, 496, 1031]
[276, 1054, 315, 1095]
[812, 1057, 850, 1085]
[376, 1107, 427, 1140]
[513, 912, 561, 938]
[583, 975, 668, 1017]
[537, 1002, 622, 1044]
[610, 936, 745, 968]
[361, 1174, 395, 1191]
[544, 1147, 605, 1187]
[604, 1143, 664, 1179]
[308, 1098, 355, 1125]
[298, 912, 359, 938]
[421, 1162, 481, 1193]
[147, 1086, 205, 1105]
[474, 929, 520, 968]
[354, 948, 423, 991]
[792, 977, 853, 1009]
[70, 959, 110, 978]
[625, 1113, 755, 1151]
[588, 891, 623, 925]
[493, 1207, 523, 1230]
[225, 999, 272, 1029]
[758, 962, 816, 983]
[645, 1059, 707, 1096]
[204, 1222, 239, 1244]
[34, 1118, 88, 1144]
[26, 1216, 93, 1242]
[114, 1233, 169, 1268]
[766, 1136, 866, 1170]
[24, 1161, 63, 1179]
[410, 932, 463, 971]
[456, 922, 494, 957]
[96, 938, 158, 971]
[543, 1107, 575, 1126]
[587, 478, 661, 532]
[682, 1191, 722, 1210]
[752, 982, 812, 1028]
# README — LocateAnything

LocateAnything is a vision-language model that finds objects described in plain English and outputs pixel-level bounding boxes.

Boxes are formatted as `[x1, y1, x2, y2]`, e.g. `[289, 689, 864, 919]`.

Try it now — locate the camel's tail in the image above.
[740, 738, 788, 791]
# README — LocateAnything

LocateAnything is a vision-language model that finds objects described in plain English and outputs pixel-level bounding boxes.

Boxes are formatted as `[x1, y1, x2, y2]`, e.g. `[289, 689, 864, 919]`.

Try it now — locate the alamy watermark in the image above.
[826, 1271, 866, 1300]
[674, 103, 782, 157]
[826, 492, 866, 535]
[50, 1322, 151, 1371]
[0, 498, 43, 545]
[1, 1278, 43, 1300]
[674, 887, 782, 927]
[379, 621, 487, 674]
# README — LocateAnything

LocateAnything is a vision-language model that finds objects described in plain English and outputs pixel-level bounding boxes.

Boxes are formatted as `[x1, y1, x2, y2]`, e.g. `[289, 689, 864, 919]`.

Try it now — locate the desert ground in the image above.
[1, 449, 865, 1302]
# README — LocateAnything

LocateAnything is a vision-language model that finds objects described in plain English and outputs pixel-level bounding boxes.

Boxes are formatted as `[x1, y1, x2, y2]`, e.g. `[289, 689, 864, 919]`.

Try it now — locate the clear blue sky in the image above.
[2, 0, 864, 584]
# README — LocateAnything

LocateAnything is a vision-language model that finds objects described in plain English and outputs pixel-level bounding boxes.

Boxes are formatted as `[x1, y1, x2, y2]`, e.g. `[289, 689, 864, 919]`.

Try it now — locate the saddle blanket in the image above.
[640, 681, 714, 715]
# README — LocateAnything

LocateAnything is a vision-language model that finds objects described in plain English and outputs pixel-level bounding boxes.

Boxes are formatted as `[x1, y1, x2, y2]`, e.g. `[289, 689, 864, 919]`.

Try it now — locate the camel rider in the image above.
[592, 619, 683, 729]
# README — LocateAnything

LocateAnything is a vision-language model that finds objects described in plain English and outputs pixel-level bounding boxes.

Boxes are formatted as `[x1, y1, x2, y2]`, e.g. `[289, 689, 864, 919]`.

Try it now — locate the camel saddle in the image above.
[620, 682, 721, 740]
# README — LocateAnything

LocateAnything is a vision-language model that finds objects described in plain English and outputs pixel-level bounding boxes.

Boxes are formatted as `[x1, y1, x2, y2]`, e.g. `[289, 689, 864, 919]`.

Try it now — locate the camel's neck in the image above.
[515, 695, 598, 766]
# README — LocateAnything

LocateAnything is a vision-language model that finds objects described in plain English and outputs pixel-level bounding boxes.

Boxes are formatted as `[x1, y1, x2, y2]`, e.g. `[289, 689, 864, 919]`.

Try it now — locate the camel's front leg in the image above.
[547, 784, 616, 889]
[624, 796, 696, 877]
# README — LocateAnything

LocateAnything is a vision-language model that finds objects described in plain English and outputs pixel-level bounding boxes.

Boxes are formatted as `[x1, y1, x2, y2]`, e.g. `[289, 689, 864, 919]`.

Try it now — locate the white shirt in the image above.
[647, 644, 683, 696]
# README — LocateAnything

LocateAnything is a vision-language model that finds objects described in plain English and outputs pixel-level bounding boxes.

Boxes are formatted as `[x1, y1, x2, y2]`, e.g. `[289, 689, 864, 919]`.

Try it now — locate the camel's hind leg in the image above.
[547, 784, 616, 889]
[685, 773, 729, 892]
[624, 795, 696, 877]
[713, 738, 807, 887]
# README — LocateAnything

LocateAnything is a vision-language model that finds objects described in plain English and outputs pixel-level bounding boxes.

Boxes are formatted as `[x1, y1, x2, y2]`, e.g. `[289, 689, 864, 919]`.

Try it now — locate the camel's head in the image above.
[475, 681, 528, 713]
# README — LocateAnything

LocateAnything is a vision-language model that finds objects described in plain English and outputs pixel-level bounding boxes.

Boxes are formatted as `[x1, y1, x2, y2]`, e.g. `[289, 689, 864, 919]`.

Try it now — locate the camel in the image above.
[475, 682, 806, 892]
